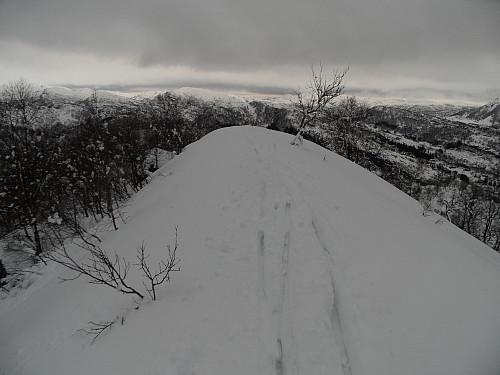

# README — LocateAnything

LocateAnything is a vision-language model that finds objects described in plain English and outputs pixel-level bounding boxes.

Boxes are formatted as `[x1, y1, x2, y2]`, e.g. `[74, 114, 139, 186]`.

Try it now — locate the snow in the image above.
[174, 87, 250, 106]
[2, 126, 500, 375]
[448, 115, 494, 127]
[361, 96, 481, 107]
[37, 86, 140, 104]
[38, 86, 95, 100]
[261, 94, 297, 107]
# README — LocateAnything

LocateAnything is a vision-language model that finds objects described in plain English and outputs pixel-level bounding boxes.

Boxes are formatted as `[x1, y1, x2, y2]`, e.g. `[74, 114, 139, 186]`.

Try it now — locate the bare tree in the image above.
[291, 64, 348, 145]
[324, 96, 369, 161]
[0, 78, 40, 128]
[0, 79, 55, 257]
[47, 237, 145, 299]
[45, 227, 180, 301]
[479, 199, 500, 244]
[136, 227, 180, 301]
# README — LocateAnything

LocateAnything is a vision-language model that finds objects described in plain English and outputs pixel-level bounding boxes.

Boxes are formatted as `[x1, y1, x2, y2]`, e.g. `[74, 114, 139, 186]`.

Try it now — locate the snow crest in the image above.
[1, 126, 500, 375]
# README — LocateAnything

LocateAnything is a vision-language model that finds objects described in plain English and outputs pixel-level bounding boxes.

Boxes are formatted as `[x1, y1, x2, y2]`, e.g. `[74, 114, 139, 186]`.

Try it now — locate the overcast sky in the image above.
[0, 0, 498, 103]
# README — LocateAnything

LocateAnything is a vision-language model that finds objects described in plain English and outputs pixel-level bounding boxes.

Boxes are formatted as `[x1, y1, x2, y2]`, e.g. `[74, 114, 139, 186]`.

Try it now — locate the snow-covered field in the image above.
[1, 126, 500, 375]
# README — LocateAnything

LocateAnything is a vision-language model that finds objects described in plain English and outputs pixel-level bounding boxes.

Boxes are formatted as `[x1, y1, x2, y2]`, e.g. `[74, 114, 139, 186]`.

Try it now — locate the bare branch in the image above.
[78, 318, 117, 344]
[136, 227, 180, 300]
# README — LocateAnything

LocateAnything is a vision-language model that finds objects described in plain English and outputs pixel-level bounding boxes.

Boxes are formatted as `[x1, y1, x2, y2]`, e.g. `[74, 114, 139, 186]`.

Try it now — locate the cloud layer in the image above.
[1, 0, 499, 102]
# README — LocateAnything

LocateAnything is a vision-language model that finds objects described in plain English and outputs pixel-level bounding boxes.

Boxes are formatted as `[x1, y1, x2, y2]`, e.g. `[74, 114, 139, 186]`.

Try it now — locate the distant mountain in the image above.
[33, 86, 145, 124]
[173, 87, 250, 106]
[38, 86, 136, 104]
[451, 98, 500, 127]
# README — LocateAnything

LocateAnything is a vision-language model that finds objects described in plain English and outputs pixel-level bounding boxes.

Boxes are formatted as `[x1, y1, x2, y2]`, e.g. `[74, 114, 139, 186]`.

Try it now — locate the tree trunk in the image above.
[106, 189, 117, 230]
[32, 221, 43, 257]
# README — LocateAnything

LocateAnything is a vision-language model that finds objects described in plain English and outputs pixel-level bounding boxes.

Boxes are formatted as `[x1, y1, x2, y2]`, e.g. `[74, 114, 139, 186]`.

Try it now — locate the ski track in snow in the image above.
[248, 133, 349, 375]
[311, 216, 352, 375]
[253, 136, 299, 375]
[274, 200, 298, 375]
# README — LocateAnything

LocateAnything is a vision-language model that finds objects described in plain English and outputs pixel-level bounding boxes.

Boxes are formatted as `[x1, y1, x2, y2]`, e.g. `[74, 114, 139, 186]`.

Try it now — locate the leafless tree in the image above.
[0, 78, 40, 128]
[0, 79, 50, 257]
[45, 227, 180, 301]
[47, 236, 145, 299]
[291, 64, 348, 145]
[479, 199, 500, 244]
[136, 227, 180, 301]
[324, 96, 369, 162]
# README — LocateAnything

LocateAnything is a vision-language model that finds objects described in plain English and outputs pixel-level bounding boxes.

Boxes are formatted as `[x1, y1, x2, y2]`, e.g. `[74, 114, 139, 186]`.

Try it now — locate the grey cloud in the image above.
[0, 0, 499, 101]
[2, 0, 499, 68]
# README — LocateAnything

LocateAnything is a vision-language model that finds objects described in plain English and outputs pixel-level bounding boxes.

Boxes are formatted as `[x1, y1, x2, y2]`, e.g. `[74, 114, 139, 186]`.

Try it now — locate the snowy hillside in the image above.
[450, 98, 500, 127]
[37, 86, 135, 104]
[174, 87, 250, 105]
[2, 126, 500, 375]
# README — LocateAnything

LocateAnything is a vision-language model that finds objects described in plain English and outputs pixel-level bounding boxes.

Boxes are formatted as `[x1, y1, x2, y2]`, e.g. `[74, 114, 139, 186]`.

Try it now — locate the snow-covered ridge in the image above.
[30, 85, 496, 111]
[174, 87, 249, 104]
[37, 86, 137, 103]
[39, 86, 95, 100]
[451, 98, 500, 126]
[1, 126, 499, 375]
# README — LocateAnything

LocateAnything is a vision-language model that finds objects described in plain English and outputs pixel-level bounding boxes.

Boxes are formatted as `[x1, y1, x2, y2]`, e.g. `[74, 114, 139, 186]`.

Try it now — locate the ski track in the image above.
[247, 133, 351, 375]
[258, 229, 266, 300]
[311, 216, 352, 375]
[249, 135, 299, 375]
[276, 201, 299, 375]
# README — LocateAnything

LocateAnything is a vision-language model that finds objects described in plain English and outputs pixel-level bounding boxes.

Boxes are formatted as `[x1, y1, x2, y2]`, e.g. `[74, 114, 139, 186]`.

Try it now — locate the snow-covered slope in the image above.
[2, 126, 500, 375]
[174, 87, 250, 106]
[37, 86, 133, 103]
[451, 98, 500, 126]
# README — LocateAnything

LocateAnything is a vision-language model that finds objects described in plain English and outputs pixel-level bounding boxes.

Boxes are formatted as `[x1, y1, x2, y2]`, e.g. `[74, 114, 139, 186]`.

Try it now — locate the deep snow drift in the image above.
[2, 126, 500, 375]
